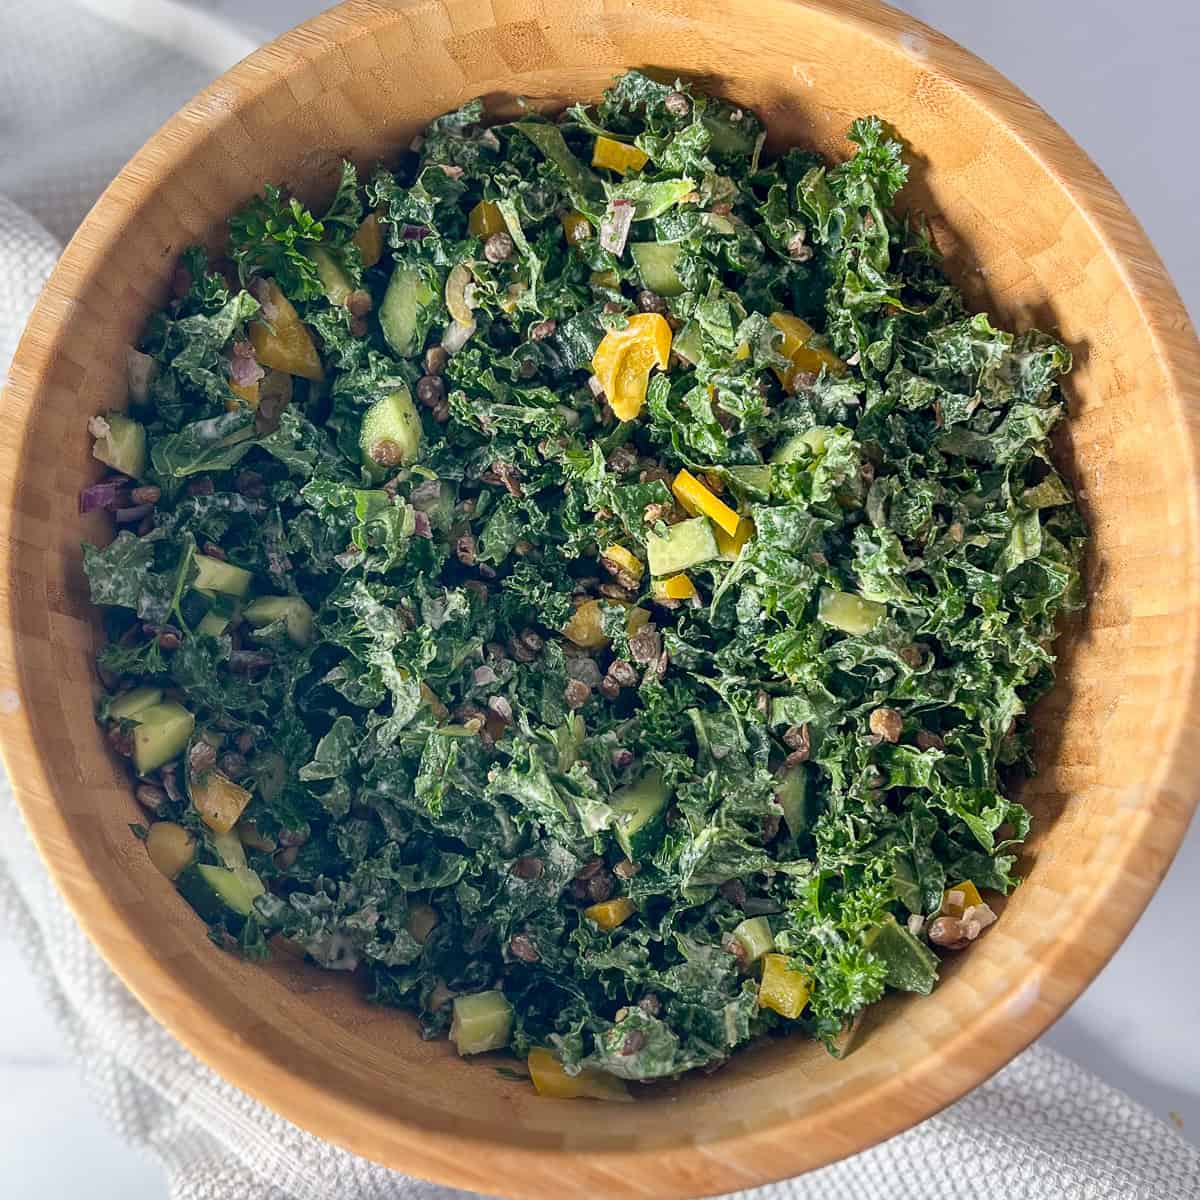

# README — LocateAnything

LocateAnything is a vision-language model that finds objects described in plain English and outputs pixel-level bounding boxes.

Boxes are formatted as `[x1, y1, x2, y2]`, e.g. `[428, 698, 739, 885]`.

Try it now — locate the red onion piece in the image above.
[412, 510, 433, 539]
[114, 503, 153, 524]
[599, 199, 635, 256]
[79, 481, 129, 514]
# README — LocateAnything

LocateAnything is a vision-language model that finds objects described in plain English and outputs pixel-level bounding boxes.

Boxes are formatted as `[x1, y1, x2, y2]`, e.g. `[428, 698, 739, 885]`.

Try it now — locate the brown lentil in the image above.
[869, 707, 903, 743]
[416, 374, 446, 407]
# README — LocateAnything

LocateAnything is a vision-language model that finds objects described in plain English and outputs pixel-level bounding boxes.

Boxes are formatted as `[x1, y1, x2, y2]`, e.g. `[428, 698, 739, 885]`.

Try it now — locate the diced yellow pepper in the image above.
[226, 379, 260, 411]
[592, 313, 673, 422]
[527, 1047, 632, 1102]
[563, 599, 608, 649]
[584, 897, 636, 931]
[592, 136, 649, 175]
[563, 601, 650, 649]
[468, 199, 506, 238]
[758, 953, 811, 1019]
[249, 280, 324, 381]
[734, 341, 751, 360]
[420, 681, 449, 721]
[714, 516, 754, 560]
[601, 544, 644, 583]
[353, 212, 384, 269]
[769, 311, 844, 391]
[560, 209, 593, 245]
[653, 573, 697, 601]
[671, 469, 741, 537]
[941, 879, 983, 918]
[590, 269, 620, 289]
[191, 771, 252, 835]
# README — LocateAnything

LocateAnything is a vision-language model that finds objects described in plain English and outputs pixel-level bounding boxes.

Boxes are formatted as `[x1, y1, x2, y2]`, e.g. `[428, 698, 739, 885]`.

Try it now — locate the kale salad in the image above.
[83, 71, 1085, 1097]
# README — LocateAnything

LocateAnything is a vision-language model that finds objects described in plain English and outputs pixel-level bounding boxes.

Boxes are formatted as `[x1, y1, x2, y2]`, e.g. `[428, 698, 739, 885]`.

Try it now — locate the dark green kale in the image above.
[83, 71, 1085, 1091]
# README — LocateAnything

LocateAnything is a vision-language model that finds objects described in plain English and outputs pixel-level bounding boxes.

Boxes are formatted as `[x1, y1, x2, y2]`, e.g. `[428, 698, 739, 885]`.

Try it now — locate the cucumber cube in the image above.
[193, 554, 253, 598]
[646, 517, 720, 577]
[130, 702, 195, 775]
[450, 990, 513, 1055]
[818, 588, 886, 636]
[91, 412, 146, 479]
[360, 388, 422, 476]
[243, 595, 314, 646]
[611, 769, 670, 861]
[107, 686, 163, 721]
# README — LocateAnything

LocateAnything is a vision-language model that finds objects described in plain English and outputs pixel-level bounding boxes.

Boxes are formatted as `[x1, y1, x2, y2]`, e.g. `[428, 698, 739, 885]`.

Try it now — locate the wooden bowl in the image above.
[3, 1, 1198, 1195]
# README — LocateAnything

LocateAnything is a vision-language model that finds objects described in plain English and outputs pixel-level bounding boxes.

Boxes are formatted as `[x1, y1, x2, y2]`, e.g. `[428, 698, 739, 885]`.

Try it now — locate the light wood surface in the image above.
[2, 1, 1199, 1195]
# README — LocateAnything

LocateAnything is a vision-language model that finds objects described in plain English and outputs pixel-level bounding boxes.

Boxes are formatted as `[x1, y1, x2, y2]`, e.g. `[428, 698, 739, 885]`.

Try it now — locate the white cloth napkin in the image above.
[2, 5, 1199, 1198]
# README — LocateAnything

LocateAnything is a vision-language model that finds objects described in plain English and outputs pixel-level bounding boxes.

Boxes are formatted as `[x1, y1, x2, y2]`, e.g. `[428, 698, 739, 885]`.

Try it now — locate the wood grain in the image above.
[2, 1, 1199, 1195]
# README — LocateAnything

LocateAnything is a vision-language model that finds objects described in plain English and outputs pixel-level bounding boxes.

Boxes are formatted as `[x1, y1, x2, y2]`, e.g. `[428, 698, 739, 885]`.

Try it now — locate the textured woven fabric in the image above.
[2, 5, 1199, 1199]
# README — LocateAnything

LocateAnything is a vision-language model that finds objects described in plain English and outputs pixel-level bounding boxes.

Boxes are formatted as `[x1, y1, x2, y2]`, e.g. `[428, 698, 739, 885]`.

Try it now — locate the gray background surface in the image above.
[0, 2, 1196, 1195]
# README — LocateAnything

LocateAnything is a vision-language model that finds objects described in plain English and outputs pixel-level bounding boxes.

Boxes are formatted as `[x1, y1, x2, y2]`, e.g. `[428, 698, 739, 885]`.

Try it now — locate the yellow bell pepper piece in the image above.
[627, 606, 651, 637]
[226, 379, 260, 411]
[592, 313, 673, 422]
[592, 136, 649, 175]
[249, 280, 324, 381]
[714, 516, 754, 560]
[941, 879, 983, 918]
[584, 897, 637, 931]
[671, 469, 741, 537]
[769, 311, 844, 391]
[601, 544, 644, 583]
[419, 681, 449, 721]
[527, 1047, 632, 1102]
[758, 953, 811, 1019]
[560, 209, 593, 245]
[468, 200, 506, 238]
[353, 212, 384, 269]
[734, 341, 751, 360]
[191, 771, 252, 835]
[653, 573, 698, 601]
[563, 599, 608, 649]
[563, 601, 650, 649]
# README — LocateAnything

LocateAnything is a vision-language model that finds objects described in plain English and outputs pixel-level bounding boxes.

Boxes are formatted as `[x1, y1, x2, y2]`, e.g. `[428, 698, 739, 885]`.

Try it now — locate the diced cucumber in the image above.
[631, 242, 685, 297]
[703, 112, 757, 156]
[450, 990, 513, 1055]
[243, 595, 315, 646]
[211, 827, 250, 871]
[107, 686, 163, 721]
[670, 321, 702, 366]
[197, 610, 231, 637]
[865, 916, 939, 995]
[646, 516, 720, 577]
[130, 702, 194, 775]
[193, 554, 253, 598]
[726, 465, 772, 501]
[732, 916, 776, 964]
[771, 426, 830, 464]
[176, 862, 265, 925]
[611, 769, 670, 861]
[306, 245, 355, 306]
[775, 766, 816, 837]
[379, 266, 435, 358]
[818, 588, 886, 636]
[359, 388, 422, 476]
[91, 412, 146, 479]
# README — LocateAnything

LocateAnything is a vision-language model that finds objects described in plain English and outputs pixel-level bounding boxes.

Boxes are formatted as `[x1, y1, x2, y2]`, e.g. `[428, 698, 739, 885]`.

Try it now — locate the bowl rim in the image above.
[3, 0, 1200, 1194]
